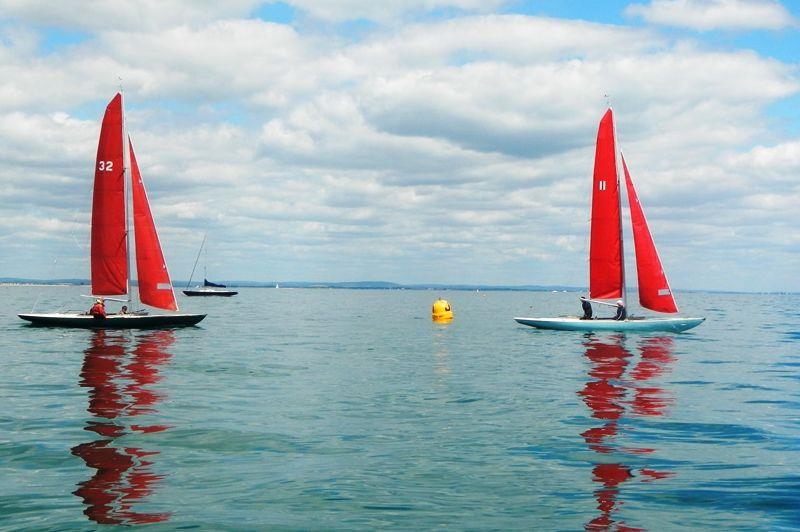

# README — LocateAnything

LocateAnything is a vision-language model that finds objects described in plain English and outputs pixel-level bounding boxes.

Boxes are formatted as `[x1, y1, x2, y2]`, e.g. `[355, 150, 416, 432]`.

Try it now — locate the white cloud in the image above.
[0, 9, 798, 291]
[350, 15, 662, 68]
[0, 0, 507, 28]
[0, 0, 262, 31]
[626, 0, 796, 31]
[727, 139, 800, 180]
[285, 0, 505, 22]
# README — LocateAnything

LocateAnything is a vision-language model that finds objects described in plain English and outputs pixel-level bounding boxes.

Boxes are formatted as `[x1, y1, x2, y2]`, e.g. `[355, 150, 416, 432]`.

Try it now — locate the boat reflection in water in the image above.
[71, 329, 174, 525]
[579, 334, 676, 530]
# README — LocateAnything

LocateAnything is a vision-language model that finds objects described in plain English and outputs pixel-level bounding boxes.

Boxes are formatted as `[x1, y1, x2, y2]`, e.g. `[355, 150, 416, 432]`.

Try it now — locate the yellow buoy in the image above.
[432, 298, 453, 322]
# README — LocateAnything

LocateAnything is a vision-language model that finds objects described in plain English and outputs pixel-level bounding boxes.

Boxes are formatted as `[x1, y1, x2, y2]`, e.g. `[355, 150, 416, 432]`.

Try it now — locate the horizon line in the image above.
[0, 278, 797, 296]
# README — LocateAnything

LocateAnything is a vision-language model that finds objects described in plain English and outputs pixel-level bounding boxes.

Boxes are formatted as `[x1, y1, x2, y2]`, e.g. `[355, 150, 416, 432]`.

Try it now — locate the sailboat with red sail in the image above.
[19, 93, 205, 328]
[515, 108, 704, 332]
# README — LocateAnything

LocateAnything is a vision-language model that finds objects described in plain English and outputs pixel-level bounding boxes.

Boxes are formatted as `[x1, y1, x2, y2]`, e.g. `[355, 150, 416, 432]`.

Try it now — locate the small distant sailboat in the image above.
[182, 233, 238, 297]
[515, 107, 704, 333]
[182, 278, 238, 297]
[19, 93, 206, 328]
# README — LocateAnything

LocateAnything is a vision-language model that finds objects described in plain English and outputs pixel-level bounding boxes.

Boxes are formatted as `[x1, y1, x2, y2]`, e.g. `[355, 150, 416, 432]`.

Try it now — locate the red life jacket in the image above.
[89, 303, 106, 318]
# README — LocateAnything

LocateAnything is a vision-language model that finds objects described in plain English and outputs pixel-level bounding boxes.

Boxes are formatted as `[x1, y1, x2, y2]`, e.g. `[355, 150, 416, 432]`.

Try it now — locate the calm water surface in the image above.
[1, 286, 798, 530]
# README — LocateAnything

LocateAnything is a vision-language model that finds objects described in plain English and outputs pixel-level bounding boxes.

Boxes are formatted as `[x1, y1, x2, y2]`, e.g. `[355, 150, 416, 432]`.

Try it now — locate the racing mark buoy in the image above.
[432, 298, 453, 322]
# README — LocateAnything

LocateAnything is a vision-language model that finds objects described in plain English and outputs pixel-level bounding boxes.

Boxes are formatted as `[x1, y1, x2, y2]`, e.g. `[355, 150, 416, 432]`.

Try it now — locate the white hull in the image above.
[514, 316, 704, 333]
[182, 288, 238, 297]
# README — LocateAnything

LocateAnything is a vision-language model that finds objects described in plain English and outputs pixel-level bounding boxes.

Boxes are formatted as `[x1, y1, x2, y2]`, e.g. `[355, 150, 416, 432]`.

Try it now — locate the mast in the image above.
[609, 106, 627, 311]
[120, 86, 135, 308]
[186, 232, 207, 289]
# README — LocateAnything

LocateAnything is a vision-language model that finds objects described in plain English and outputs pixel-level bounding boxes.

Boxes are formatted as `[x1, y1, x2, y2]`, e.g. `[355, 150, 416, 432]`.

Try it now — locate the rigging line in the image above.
[31, 256, 60, 312]
[583, 168, 593, 273]
[68, 207, 89, 251]
[186, 231, 207, 289]
[34, 208, 85, 312]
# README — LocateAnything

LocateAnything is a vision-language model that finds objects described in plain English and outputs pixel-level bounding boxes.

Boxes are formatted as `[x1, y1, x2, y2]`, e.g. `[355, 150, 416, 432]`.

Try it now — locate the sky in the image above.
[0, 0, 798, 292]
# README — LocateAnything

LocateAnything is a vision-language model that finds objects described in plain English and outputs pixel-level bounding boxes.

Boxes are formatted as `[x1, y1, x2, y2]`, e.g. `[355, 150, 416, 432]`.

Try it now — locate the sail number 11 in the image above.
[98, 161, 114, 172]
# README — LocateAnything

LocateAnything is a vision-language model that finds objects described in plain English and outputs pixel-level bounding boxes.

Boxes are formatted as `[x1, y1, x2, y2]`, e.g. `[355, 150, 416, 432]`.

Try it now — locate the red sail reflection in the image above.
[71, 329, 174, 525]
[580, 335, 676, 531]
[629, 337, 676, 418]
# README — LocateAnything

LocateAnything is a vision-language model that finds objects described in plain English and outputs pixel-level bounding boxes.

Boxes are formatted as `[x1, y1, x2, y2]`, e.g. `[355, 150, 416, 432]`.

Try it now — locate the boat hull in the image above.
[514, 316, 704, 333]
[19, 312, 206, 329]
[182, 289, 238, 297]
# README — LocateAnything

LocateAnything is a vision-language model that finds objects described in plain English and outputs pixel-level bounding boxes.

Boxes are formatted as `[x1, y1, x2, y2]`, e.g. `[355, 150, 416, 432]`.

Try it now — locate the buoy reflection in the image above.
[71, 329, 174, 525]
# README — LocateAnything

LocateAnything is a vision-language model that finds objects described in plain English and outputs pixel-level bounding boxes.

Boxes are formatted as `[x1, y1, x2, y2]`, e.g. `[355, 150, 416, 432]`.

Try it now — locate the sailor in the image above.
[89, 298, 106, 319]
[119, 305, 128, 315]
[614, 299, 627, 321]
[580, 296, 593, 320]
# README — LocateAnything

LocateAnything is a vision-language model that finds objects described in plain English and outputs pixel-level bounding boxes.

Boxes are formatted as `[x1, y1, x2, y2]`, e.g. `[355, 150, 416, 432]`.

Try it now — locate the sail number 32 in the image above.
[98, 161, 114, 172]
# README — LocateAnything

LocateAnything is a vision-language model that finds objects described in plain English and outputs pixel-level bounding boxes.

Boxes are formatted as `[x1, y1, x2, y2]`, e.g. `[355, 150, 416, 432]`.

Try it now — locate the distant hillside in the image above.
[0, 278, 89, 285]
[1, 278, 794, 294]
[0, 277, 575, 291]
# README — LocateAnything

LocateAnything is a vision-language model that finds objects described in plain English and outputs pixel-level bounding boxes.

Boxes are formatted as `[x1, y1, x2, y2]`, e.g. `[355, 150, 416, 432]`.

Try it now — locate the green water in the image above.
[1, 286, 798, 529]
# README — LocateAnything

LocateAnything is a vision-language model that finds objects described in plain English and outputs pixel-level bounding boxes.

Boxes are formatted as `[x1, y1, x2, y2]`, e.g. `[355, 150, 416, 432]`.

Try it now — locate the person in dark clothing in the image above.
[580, 296, 593, 320]
[89, 298, 106, 319]
[614, 300, 627, 321]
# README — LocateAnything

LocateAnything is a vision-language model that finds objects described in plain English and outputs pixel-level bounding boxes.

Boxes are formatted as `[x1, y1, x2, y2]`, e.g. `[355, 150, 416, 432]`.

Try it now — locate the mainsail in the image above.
[622, 156, 678, 313]
[589, 109, 623, 300]
[91, 93, 128, 295]
[130, 139, 178, 311]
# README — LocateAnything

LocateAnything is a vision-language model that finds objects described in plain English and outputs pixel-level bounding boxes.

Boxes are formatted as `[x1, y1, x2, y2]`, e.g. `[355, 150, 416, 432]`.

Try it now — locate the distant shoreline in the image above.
[0, 280, 577, 292]
[0, 283, 79, 287]
[1, 280, 796, 295]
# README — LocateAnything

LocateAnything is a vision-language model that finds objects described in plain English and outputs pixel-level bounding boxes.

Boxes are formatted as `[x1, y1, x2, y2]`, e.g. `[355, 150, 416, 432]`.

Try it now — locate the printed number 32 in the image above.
[98, 161, 114, 171]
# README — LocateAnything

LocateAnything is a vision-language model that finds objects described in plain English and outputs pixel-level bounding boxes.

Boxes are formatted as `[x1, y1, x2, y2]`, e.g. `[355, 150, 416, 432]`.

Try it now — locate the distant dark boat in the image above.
[18, 92, 205, 329]
[183, 235, 238, 297]
[183, 290, 238, 297]
[183, 279, 238, 297]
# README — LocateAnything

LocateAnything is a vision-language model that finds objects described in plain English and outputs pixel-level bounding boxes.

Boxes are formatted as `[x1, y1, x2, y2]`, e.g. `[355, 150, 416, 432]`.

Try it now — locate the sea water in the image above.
[0, 286, 798, 530]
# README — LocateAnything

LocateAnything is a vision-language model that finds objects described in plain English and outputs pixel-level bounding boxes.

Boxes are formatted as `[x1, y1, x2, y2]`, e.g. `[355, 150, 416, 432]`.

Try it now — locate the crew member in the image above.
[614, 299, 626, 321]
[580, 296, 593, 320]
[89, 298, 106, 319]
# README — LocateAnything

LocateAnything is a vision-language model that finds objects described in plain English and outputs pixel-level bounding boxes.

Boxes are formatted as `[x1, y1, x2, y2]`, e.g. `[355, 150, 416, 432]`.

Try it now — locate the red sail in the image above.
[130, 140, 178, 311]
[91, 93, 128, 295]
[622, 156, 678, 313]
[589, 109, 623, 300]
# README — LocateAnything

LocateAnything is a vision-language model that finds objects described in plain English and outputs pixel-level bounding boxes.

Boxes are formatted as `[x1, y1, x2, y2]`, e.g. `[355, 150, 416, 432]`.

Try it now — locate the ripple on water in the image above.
[0, 287, 798, 529]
